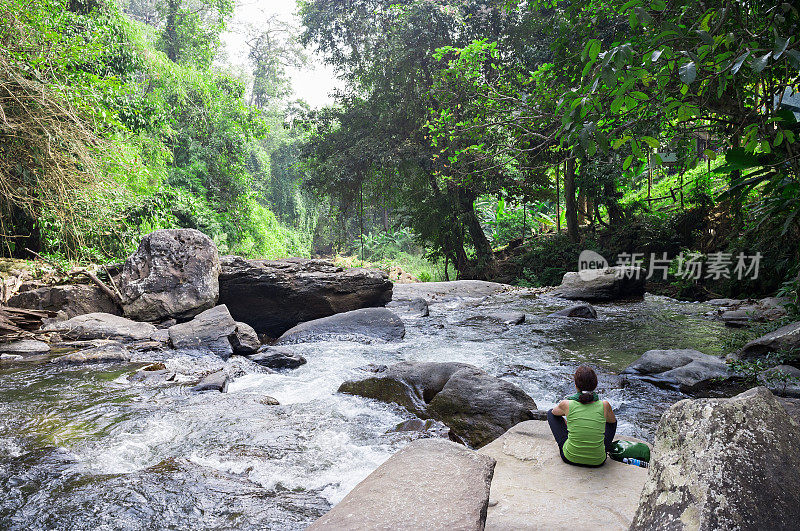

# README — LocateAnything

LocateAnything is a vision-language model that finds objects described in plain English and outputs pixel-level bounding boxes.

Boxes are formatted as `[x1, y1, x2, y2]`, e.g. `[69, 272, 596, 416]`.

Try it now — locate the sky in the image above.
[221, 0, 341, 108]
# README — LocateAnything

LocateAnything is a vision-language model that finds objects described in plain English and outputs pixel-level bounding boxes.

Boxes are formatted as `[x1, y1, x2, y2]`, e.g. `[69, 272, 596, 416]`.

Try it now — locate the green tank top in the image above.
[562, 399, 607, 466]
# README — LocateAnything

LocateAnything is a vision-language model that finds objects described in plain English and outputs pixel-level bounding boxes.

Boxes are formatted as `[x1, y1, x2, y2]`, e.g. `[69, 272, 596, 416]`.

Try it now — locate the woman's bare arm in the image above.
[603, 400, 617, 423]
[551, 400, 569, 416]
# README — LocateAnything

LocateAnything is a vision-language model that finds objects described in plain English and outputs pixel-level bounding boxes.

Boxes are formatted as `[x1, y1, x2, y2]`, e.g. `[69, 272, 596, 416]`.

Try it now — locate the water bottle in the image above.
[622, 458, 648, 468]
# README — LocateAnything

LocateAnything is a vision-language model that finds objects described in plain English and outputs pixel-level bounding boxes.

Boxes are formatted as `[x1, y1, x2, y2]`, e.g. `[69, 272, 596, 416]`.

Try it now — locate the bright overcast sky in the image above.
[221, 0, 340, 108]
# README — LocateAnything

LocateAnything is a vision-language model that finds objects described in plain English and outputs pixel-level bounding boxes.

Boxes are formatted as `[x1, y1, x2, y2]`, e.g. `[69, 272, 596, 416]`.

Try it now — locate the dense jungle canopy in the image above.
[1, 0, 799, 299]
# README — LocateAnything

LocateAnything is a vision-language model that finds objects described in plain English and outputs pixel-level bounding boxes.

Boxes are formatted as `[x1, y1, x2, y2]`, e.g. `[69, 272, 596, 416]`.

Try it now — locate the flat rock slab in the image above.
[479, 421, 648, 531]
[45, 313, 157, 342]
[276, 307, 405, 345]
[0, 340, 51, 356]
[308, 438, 496, 530]
[392, 280, 512, 302]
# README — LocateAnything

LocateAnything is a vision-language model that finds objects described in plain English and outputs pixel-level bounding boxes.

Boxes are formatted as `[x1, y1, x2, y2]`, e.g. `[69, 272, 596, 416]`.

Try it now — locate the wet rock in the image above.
[392, 280, 510, 302]
[53, 342, 131, 364]
[739, 321, 800, 358]
[308, 438, 495, 531]
[463, 311, 525, 326]
[760, 365, 800, 398]
[427, 366, 538, 448]
[480, 421, 649, 530]
[717, 307, 756, 327]
[128, 363, 177, 384]
[120, 229, 220, 322]
[389, 418, 451, 438]
[339, 361, 536, 448]
[230, 321, 260, 354]
[8, 283, 120, 320]
[552, 266, 645, 302]
[621, 349, 732, 392]
[218, 255, 392, 336]
[548, 303, 597, 319]
[191, 370, 228, 393]
[45, 313, 158, 342]
[630, 387, 800, 530]
[168, 305, 237, 359]
[706, 298, 743, 306]
[247, 346, 307, 370]
[0, 339, 50, 356]
[386, 297, 429, 317]
[257, 396, 280, 406]
[275, 307, 405, 345]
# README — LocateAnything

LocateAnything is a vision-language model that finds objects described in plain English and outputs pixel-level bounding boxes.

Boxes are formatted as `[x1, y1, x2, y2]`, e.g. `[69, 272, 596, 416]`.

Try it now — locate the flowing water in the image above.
[0, 291, 731, 530]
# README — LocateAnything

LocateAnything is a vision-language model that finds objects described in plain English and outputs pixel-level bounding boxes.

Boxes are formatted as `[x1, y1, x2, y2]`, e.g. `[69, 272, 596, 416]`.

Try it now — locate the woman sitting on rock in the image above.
[547, 365, 617, 467]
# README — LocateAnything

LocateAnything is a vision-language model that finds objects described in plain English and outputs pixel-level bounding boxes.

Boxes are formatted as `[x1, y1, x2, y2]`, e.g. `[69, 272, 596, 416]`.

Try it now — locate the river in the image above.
[0, 290, 731, 530]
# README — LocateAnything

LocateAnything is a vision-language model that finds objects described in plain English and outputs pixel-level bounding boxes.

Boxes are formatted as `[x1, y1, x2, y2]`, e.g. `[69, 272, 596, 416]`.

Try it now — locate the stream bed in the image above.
[0, 291, 732, 530]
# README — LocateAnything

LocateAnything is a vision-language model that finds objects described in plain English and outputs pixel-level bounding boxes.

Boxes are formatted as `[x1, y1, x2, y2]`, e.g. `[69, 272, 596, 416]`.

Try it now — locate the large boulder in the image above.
[552, 266, 645, 301]
[630, 387, 800, 530]
[427, 367, 539, 448]
[308, 438, 495, 531]
[218, 256, 392, 336]
[45, 312, 158, 342]
[339, 362, 536, 448]
[480, 421, 649, 530]
[168, 305, 237, 358]
[8, 283, 119, 319]
[120, 229, 220, 322]
[622, 349, 732, 393]
[739, 321, 800, 358]
[275, 307, 405, 345]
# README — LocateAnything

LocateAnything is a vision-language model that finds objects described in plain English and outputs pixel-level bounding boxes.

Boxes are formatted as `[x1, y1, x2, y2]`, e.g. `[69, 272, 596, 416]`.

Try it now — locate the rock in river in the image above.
[739, 320, 800, 358]
[338, 361, 537, 448]
[230, 321, 261, 354]
[45, 313, 158, 342]
[463, 311, 525, 326]
[0, 339, 50, 356]
[168, 305, 237, 358]
[275, 307, 405, 345]
[386, 297, 429, 317]
[247, 346, 307, 370]
[631, 387, 800, 530]
[191, 370, 228, 393]
[52, 342, 131, 364]
[120, 229, 221, 322]
[552, 266, 645, 302]
[548, 302, 598, 319]
[308, 438, 495, 531]
[622, 349, 732, 393]
[218, 256, 392, 336]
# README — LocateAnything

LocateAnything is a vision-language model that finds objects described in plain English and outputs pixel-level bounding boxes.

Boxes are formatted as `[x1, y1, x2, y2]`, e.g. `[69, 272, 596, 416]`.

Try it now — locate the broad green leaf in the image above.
[623, 155, 633, 170]
[696, 30, 714, 46]
[679, 61, 697, 84]
[731, 51, 750, 74]
[703, 149, 717, 160]
[588, 39, 602, 61]
[752, 52, 770, 73]
[773, 36, 790, 59]
[774, 130, 784, 146]
[650, 0, 666, 11]
[641, 136, 660, 149]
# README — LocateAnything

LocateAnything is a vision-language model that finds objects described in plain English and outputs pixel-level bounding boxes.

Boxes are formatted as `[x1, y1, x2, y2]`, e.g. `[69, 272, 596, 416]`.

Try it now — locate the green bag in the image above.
[608, 440, 650, 463]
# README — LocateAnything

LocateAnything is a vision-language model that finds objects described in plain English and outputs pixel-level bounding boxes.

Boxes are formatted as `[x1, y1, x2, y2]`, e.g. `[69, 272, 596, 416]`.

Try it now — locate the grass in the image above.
[333, 251, 456, 282]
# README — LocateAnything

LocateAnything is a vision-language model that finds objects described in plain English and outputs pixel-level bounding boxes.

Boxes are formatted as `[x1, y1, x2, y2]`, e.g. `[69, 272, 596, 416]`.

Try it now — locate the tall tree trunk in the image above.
[605, 181, 623, 227]
[164, 0, 180, 63]
[459, 189, 495, 278]
[564, 157, 579, 243]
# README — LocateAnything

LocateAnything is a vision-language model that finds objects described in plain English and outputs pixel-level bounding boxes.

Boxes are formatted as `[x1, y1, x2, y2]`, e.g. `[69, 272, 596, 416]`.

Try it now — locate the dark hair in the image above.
[574, 365, 598, 404]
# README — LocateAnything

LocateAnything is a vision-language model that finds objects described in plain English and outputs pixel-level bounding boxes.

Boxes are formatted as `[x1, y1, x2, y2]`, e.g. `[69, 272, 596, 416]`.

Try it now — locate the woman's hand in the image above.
[603, 400, 617, 423]
[551, 400, 569, 416]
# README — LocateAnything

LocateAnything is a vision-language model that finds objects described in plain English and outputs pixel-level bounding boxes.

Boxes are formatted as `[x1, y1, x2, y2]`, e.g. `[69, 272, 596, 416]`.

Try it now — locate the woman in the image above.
[547, 365, 617, 467]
